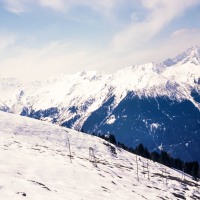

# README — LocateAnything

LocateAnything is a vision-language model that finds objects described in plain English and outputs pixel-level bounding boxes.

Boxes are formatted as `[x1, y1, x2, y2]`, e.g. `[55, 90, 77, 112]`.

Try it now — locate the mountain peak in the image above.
[162, 45, 200, 67]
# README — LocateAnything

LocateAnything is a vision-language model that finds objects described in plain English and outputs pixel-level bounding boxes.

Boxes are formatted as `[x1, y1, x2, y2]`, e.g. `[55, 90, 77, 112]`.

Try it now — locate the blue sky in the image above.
[0, 0, 200, 80]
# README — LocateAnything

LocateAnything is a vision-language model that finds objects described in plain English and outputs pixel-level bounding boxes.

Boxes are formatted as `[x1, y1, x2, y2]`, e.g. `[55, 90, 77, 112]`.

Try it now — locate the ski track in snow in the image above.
[0, 111, 199, 200]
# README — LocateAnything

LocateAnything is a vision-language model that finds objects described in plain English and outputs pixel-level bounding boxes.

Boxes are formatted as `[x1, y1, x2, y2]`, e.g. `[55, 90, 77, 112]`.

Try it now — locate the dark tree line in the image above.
[135, 143, 199, 180]
[91, 132, 200, 180]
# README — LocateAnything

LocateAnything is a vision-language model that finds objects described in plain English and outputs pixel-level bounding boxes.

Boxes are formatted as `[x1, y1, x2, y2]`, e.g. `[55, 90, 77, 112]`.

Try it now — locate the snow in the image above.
[0, 47, 200, 128]
[106, 115, 116, 124]
[150, 123, 160, 131]
[0, 111, 199, 199]
[158, 143, 163, 151]
[162, 45, 200, 67]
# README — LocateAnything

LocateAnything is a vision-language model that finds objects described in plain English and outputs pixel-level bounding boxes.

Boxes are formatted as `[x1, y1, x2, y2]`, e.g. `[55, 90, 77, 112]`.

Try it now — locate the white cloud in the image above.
[112, 0, 200, 51]
[2, 0, 30, 14]
[38, 0, 65, 11]
[1, 0, 200, 80]
[75, 0, 121, 17]
[2, 0, 122, 17]
[170, 28, 199, 39]
[0, 32, 16, 51]
[0, 27, 200, 81]
[167, 28, 200, 53]
[120, 28, 200, 65]
[0, 40, 105, 80]
[0, 36, 131, 80]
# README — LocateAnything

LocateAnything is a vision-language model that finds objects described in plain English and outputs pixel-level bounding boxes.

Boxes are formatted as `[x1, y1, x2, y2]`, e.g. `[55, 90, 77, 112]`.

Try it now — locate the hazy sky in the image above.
[0, 0, 200, 80]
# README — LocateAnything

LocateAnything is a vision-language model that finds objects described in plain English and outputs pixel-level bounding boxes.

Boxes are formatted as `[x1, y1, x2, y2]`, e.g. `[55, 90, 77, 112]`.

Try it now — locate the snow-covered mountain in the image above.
[0, 111, 199, 200]
[0, 46, 200, 162]
[162, 45, 200, 67]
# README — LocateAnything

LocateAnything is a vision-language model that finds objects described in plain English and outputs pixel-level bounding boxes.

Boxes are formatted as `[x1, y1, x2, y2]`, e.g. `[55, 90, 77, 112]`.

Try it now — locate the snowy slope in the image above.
[0, 111, 199, 200]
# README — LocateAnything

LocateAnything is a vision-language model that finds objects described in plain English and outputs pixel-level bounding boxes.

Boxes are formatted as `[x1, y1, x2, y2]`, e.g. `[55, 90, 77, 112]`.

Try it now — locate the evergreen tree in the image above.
[143, 147, 150, 159]
[159, 151, 172, 167]
[191, 161, 199, 180]
[174, 158, 183, 170]
[151, 151, 160, 162]
[136, 143, 145, 156]
[109, 134, 116, 145]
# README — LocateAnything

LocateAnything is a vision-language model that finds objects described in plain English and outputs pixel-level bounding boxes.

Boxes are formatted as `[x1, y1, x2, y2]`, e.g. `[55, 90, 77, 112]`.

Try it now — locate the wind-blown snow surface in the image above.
[0, 111, 199, 200]
[0, 46, 200, 162]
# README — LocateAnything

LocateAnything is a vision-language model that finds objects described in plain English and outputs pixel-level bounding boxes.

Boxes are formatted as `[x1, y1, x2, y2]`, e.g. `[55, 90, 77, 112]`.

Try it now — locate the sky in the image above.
[0, 0, 200, 80]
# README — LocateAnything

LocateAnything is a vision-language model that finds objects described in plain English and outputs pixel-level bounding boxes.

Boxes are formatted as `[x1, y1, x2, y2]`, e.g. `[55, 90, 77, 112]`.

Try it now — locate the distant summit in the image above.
[162, 45, 200, 67]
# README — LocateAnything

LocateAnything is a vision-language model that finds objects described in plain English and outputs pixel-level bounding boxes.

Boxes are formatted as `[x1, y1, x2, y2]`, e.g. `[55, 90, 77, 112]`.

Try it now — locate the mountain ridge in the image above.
[0, 46, 200, 162]
[162, 45, 200, 67]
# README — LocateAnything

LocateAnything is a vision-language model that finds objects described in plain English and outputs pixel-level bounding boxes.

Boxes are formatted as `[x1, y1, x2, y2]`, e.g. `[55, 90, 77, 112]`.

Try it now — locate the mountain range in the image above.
[0, 46, 200, 162]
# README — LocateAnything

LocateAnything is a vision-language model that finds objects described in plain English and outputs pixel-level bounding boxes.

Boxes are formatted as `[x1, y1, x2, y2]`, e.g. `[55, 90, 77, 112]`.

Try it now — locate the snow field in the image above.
[0, 111, 199, 200]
